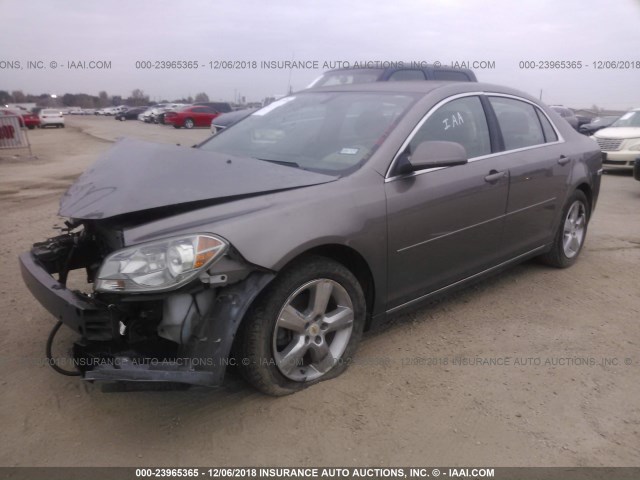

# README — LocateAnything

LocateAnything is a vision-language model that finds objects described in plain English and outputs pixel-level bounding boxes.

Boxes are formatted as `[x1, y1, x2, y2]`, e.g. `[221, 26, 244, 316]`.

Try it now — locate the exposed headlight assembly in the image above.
[95, 234, 227, 293]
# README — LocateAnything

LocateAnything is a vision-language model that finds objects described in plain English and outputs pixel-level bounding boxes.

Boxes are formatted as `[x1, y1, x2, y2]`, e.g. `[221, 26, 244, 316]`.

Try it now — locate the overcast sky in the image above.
[2, 0, 640, 109]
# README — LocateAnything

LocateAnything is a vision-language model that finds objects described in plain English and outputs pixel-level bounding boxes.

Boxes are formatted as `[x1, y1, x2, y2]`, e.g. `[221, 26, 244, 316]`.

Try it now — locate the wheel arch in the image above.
[295, 244, 376, 325]
[264, 244, 374, 326]
[575, 182, 593, 216]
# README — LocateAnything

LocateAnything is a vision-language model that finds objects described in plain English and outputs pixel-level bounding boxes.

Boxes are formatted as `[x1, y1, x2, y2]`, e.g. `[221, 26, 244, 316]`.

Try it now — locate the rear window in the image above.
[388, 70, 427, 81]
[432, 70, 472, 81]
[308, 69, 383, 87]
[210, 103, 232, 113]
[42, 110, 60, 115]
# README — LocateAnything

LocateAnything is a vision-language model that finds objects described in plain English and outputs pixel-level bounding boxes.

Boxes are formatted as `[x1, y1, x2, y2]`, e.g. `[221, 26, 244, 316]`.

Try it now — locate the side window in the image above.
[536, 109, 558, 143]
[388, 70, 427, 81]
[489, 97, 545, 150]
[408, 96, 491, 159]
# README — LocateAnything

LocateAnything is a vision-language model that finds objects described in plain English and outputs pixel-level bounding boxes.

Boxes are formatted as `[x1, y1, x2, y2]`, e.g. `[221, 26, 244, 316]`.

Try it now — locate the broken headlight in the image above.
[95, 234, 227, 293]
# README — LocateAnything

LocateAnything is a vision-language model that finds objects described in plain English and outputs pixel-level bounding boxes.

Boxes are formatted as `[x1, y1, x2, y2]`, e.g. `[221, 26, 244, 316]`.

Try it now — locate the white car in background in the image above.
[138, 104, 168, 123]
[593, 108, 640, 170]
[95, 107, 118, 116]
[39, 109, 65, 128]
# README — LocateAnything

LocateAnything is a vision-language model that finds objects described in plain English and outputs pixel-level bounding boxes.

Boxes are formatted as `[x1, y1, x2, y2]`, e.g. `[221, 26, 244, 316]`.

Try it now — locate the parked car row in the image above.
[546, 106, 640, 172]
[1, 108, 40, 129]
[114, 106, 149, 121]
[127, 102, 234, 128]
[1, 108, 65, 128]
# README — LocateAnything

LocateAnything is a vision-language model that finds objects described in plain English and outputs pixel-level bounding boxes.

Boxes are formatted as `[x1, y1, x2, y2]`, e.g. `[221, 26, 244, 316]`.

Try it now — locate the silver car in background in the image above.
[20, 81, 602, 395]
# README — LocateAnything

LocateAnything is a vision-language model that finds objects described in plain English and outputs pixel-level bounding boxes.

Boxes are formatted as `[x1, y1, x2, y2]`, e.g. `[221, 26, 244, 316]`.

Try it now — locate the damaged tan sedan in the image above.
[20, 81, 602, 395]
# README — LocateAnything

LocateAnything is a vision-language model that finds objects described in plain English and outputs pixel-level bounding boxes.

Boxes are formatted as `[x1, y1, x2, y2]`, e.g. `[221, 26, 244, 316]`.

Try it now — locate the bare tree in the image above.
[127, 89, 149, 106]
[11, 90, 26, 103]
[194, 92, 209, 102]
[98, 91, 109, 107]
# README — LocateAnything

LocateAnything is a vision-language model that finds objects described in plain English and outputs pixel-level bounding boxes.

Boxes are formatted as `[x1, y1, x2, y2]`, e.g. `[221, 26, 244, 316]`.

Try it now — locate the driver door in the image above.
[385, 95, 510, 310]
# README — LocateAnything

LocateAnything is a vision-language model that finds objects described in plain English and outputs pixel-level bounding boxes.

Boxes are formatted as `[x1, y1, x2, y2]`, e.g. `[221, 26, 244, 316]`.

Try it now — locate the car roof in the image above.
[301, 80, 538, 102]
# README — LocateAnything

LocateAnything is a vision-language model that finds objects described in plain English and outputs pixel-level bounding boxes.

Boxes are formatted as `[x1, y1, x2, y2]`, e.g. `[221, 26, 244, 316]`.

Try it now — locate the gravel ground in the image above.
[0, 116, 638, 467]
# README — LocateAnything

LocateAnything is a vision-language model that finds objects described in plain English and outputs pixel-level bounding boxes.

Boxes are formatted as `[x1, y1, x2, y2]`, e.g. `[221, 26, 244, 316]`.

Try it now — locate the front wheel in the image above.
[184, 118, 194, 129]
[236, 256, 366, 396]
[539, 190, 590, 268]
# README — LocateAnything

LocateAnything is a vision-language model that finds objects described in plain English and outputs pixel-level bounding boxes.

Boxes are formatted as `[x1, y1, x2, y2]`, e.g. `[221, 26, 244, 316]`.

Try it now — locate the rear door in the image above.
[487, 95, 570, 255]
[385, 94, 509, 310]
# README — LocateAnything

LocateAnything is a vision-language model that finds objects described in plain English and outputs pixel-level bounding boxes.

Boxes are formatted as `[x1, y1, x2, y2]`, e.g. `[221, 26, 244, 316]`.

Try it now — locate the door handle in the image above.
[484, 170, 506, 183]
[558, 155, 570, 166]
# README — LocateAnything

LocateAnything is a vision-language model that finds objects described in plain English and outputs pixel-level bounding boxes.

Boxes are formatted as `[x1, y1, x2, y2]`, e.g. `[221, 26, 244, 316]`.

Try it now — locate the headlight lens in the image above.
[95, 234, 227, 293]
[628, 141, 640, 151]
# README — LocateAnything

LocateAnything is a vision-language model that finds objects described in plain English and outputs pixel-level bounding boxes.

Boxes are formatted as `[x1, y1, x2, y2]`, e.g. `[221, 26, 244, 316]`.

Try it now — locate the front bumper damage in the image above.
[19, 234, 274, 387]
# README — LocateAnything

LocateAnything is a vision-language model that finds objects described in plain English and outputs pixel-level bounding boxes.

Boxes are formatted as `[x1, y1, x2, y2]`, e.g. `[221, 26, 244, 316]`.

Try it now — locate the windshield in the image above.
[308, 69, 384, 88]
[199, 92, 417, 175]
[610, 111, 640, 128]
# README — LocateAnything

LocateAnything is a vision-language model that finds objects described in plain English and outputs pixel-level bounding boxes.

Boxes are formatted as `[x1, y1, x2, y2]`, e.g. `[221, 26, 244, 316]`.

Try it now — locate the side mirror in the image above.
[408, 141, 468, 171]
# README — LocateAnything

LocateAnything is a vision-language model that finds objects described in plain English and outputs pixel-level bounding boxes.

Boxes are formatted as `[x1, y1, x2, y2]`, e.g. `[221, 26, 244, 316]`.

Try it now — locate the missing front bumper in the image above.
[19, 251, 275, 387]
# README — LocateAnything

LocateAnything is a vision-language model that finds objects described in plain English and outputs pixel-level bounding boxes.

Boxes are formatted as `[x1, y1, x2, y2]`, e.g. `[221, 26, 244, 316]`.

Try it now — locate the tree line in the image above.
[0, 89, 211, 108]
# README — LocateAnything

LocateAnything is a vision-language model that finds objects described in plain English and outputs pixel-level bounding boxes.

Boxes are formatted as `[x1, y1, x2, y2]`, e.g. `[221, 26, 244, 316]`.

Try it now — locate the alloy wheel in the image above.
[563, 200, 586, 258]
[272, 279, 354, 382]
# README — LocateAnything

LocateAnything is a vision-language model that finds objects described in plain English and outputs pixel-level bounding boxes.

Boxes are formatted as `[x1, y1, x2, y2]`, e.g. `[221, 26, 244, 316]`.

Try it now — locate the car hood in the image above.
[594, 127, 640, 139]
[59, 138, 337, 220]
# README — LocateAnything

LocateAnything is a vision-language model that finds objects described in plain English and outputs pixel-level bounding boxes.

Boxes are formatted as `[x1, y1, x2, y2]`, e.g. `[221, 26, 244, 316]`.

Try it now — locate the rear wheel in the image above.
[539, 190, 589, 268]
[236, 256, 366, 396]
[184, 118, 194, 129]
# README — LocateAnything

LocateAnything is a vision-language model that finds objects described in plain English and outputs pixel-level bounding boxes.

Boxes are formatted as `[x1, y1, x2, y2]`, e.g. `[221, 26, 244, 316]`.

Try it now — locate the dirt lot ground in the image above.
[0, 116, 639, 467]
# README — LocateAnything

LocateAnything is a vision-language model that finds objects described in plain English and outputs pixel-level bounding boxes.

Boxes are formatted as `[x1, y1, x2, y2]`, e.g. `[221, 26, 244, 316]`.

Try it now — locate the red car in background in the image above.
[0, 109, 41, 129]
[164, 105, 220, 129]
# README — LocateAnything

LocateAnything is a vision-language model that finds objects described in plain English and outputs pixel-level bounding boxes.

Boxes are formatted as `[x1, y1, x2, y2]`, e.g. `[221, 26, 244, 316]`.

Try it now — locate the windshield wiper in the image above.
[258, 158, 301, 169]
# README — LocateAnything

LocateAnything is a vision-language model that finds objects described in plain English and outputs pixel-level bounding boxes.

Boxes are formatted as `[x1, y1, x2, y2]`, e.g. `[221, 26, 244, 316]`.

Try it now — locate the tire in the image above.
[184, 118, 194, 129]
[236, 256, 366, 396]
[27, 125, 35, 130]
[538, 190, 590, 268]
